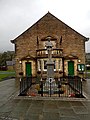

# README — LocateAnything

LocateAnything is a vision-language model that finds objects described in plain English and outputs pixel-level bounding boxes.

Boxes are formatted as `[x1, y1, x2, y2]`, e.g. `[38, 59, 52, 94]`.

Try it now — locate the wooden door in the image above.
[26, 62, 32, 77]
[68, 61, 74, 76]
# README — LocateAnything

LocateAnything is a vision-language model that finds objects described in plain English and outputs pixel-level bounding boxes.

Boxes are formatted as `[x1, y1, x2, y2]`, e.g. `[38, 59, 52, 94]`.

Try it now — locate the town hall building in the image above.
[11, 12, 89, 79]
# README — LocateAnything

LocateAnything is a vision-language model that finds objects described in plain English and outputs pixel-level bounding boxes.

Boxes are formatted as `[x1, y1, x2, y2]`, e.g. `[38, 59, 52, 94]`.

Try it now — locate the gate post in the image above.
[20, 78, 22, 95]
[81, 78, 83, 97]
[58, 78, 61, 97]
[40, 79, 43, 97]
[50, 78, 52, 97]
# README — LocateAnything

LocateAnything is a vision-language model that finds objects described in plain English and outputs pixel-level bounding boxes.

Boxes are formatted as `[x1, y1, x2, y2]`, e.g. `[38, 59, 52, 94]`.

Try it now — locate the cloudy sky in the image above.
[0, 0, 90, 52]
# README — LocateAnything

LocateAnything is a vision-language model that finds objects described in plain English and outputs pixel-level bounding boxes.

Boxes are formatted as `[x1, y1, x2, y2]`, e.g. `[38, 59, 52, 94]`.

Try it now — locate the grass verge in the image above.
[0, 71, 15, 81]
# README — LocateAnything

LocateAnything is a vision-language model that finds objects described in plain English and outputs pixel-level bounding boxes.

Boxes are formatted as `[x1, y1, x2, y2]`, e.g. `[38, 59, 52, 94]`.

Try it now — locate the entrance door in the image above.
[68, 61, 74, 76]
[26, 62, 32, 77]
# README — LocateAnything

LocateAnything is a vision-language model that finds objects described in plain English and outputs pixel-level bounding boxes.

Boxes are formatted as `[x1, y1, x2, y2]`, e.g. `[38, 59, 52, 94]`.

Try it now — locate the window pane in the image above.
[38, 60, 41, 71]
[44, 60, 47, 69]
[58, 60, 60, 70]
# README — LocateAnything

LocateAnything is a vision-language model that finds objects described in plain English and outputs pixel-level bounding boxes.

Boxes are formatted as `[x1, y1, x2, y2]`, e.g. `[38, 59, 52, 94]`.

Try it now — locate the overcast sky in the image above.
[0, 0, 90, 53]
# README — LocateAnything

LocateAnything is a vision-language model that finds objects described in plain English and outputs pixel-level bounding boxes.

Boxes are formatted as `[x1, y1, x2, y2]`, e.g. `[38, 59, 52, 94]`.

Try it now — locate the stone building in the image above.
[6, 60, 15, 71]
[11, 12, 89, 79]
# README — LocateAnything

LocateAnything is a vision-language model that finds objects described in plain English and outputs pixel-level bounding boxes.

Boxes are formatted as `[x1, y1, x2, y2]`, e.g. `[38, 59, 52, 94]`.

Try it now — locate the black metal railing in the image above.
[38, 76, 84, 98]
[67, 76, 83, 97]
[19, 77, 32, 96]
[19, 76, 84, 98]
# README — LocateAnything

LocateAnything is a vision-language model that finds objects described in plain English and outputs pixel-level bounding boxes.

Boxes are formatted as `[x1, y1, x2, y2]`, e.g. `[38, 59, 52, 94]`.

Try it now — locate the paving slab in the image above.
[70, 101, 85, 106]
[57, 101, 71, 108]
[77, 114, 90, 120]
[72, 106, 88, 114]
[59, 108, 75, 117]
[60, 116, 80, 120]
[43, 112, 60, 120]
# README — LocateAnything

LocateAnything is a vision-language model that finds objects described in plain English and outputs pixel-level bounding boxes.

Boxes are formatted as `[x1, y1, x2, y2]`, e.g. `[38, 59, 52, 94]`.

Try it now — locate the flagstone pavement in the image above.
[0, 78, 90, 120]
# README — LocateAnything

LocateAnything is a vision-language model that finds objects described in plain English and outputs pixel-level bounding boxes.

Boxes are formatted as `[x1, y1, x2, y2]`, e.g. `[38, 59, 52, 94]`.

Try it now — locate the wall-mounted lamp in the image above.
[78, 59, 81, 63]
[19, 61, 22, 64]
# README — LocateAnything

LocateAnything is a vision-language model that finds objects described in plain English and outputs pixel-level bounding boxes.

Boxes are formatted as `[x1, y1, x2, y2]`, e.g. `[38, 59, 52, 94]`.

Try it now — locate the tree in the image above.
[0, 51, 15, 66]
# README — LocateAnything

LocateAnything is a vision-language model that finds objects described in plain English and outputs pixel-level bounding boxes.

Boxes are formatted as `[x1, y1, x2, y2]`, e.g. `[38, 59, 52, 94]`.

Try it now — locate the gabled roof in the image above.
[64, 54, 78, 59]
[11, 12, 89, 43]
[20, 55, 36, 61]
